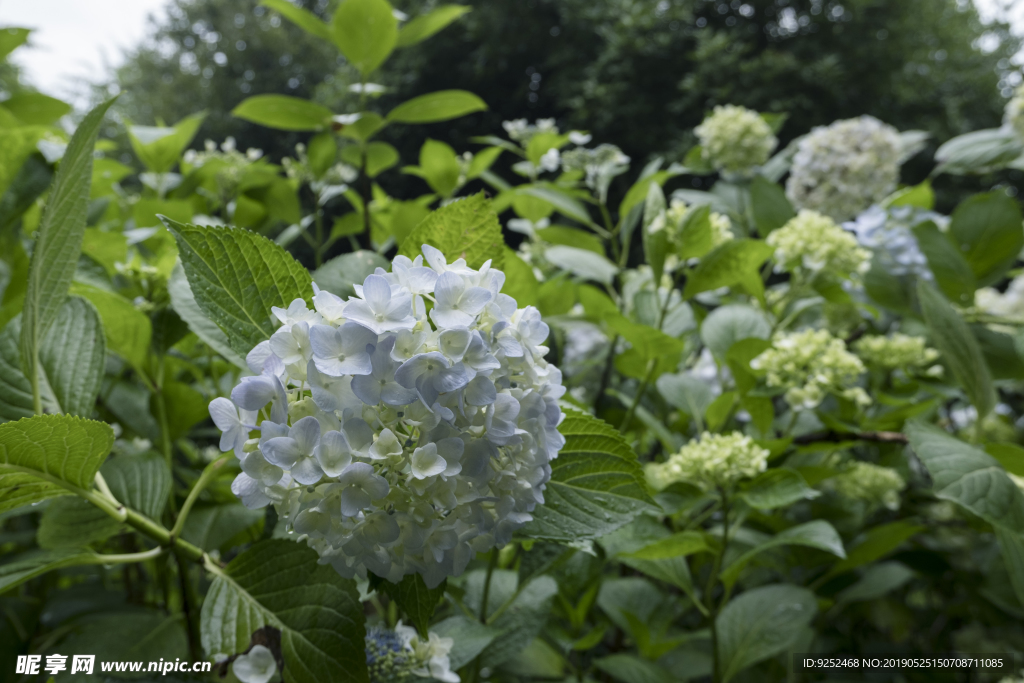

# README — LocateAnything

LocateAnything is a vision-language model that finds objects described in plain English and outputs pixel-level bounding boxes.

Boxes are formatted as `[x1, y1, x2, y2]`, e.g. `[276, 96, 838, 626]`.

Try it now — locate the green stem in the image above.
[87, 546, 164, 564]
[707, 490, 731, 683]
[620, 358, 657, 431]
[30, 348, 42, 415]
[479, 549, 498, 622]
[170, 452, 231, 540]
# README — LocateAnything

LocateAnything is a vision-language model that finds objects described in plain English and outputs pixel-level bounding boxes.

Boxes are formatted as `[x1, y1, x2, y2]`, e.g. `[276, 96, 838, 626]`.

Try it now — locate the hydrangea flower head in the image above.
[646, 432, 769, 490]
[752, 329, 869, 409]
[211, 245, 566, 588]
[365, 624, 458, 683]
[694, 104, 777, 174]
[853, 333, 939, 372]
[786, 116, 902, 221]
[828, 461, 905, 511]
[844, 205, 933, 279]
[767, 209, 870, 277]
[977, 273, 1024, 321]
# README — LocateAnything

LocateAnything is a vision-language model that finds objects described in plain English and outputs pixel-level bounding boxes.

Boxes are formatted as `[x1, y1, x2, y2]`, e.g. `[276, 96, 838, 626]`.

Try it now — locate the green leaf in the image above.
[37, 496, 121, 549]
[372, 573, 446, 637]
[825, 520, 925, 578]
[544, 245, 618, 285]
[536, 225, 604, 255]
[201, 539, 367, 683]
[313, 250, 390, 300]
[619, 170, 676, 219]
[716, 584, 817, 683]
[1, 93, 71, 126]
[885, 180, 934, 210]
[55, 610, 189, 665]
[465, 570, 558, 667]
[682, 240, 773, 301]
[600, 515, 697, 597]
[165, 220, 313, 357]
[676, 205, 716, 260]
[517, 185, 594, 226]
[911, 221, 975, 306]
[749, 175, 794, 235]
[101, 454, 171, 521]
[643, 182, 668, 283]
[835, 562, 915, 605]
[595, 655, 675, 683]
[398, 192, 504, 270]
[0, 549, 96, 594]
[0, 27, 30, 61]
[738, 468, 820, 510]
[430, 616, 499, 670]
[128, 111, 205, 173]
[987, 442, 1024, 477]
[0, 414, 114, 513]
[699, 304, 770, 360]
[0, 317, 50, 422]
[906, 420, 1024, 532]
[365, 141, 399, 177]
[656, 372, 714, 424]
[39, 296, 105, 417]
[159, 381, 210, 441]
[181, 502, 265, 552]
[500, 247, 539, 308]
[523, 410, 657, 541]
[20, 98, 115, 400]
[608, 317, 685, 380]
[934, 128, 1024, 175]
[232, 95, 331, 132]
[917, 280, 995, 418]
[260, 0, 331, 41]
[996, 526, 1024, 608]
[948, 191, 1024, 287]
[0, 153, 53, 237]
[386, 90, 487, 124]
[720, 520, 844, 587]
[397, 5, 471, 47]
[167, 262, 247, 370]
[71, 283, 151, 370]
[706, 391, 736, 431]
[415, 138, 461, 196]
[623, 531, 708, 561]
[331, 0, 397, 74]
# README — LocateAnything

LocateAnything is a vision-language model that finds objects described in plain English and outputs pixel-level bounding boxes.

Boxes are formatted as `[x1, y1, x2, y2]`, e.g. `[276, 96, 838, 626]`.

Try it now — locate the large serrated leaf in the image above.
[39, 296, 105, 417]
[0, 548, 97, 593]
[717, 584, 817, 683]
[720, 520, 845, 587]
[37, 496, 122, 549]
[164, 220, 313, 357]
[371, 573, 446, 637]
[20, 98, 115, 395]
[166, 261, 247, 369]
[523, 410, 657, 541]
[398, 192, 504, 270]
[0, 414, 114, 513]
[906, 420, 1024, 532]
[200, 539, 367, 683]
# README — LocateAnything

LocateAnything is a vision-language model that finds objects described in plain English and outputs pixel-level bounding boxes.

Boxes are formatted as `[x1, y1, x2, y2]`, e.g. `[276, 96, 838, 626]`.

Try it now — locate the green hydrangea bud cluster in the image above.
[694, 105, 777, 173]
[853, 333, 940, 371]
[1005, 84, 1024, 140]
[828, 461, 905, 511]
[646, 432, 769, 490]
[786, 116, 902, 221]
[366, 627, 414, 683]
[766, 209, 870, 277]
[752, 329, 869, 409]
[365, 624, 458, 683]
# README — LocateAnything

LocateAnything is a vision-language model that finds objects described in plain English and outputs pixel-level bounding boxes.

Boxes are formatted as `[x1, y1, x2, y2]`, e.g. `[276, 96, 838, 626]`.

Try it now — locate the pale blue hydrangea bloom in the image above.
[211, 245, 566, 588]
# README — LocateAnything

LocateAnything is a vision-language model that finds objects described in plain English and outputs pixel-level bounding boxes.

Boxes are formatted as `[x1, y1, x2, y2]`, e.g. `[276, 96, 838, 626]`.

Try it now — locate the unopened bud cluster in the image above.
[752, 329, 869, 409]
[767, 209, 870, 277]
[366, 624, 458, 683]
[694, 105, 777, 173]
[210, 245, 566, 588]
[828, 461, 905, 511]
[646, 432, 768, 490]
[786, 116, 902, 221]
[853, 333, 939, 372]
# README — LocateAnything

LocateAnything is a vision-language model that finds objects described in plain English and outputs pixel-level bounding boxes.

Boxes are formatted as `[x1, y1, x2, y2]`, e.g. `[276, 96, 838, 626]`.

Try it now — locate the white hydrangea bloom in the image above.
[828, 461, 905, 511]
[646, 432, 768, 490]
[786, 116, 902, 221]
[211, 246, 566, 588]
[752, 329, 869, 409]
[767, 209, 870, 277]
[502, 118, 558, 144]
[853, 333, 939, 371]
[694, 104, 777, 173]
[232, 646, 277, 683]
[844, 205, 933, 279]
[977, 273, 1024, 320]
[561, 144, 631, 203]
[1006, 84, 1024, 140]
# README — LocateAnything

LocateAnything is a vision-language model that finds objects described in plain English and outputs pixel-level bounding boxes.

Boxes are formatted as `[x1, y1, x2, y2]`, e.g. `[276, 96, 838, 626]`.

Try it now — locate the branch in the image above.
[792, 430, 908, 445]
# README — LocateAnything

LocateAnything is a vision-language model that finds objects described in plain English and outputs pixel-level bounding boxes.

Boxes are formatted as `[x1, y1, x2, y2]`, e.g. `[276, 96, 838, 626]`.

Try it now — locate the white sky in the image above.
[0, 0, 168, 102]
[1, 0, 1023, 108]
